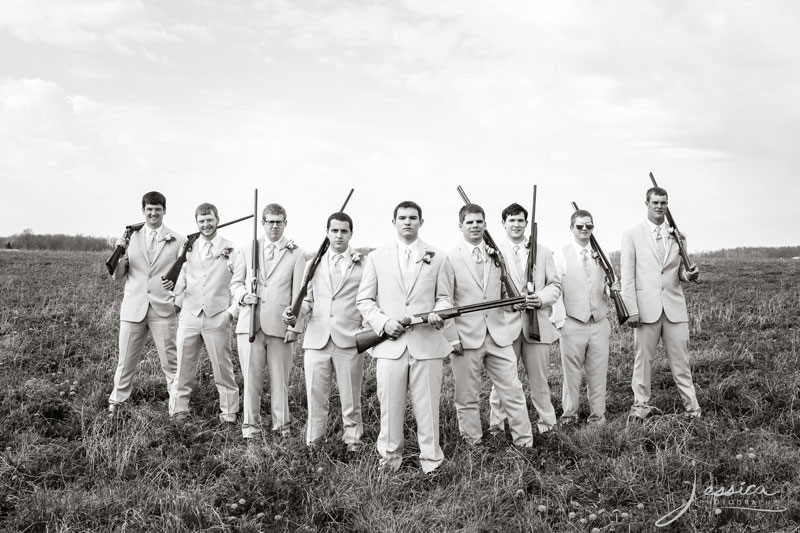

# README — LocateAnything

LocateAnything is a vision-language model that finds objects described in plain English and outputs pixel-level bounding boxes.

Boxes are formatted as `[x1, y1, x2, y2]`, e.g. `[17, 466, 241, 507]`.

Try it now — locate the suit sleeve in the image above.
[538, 251, 562, 307]
[294, 258, 315, 328]
[620, 231, 639, 316]
[287, 248, 307, 334]
[229, 246, 248, 305]
[356, 253, 390, 336]
[437, 257, 459, 344]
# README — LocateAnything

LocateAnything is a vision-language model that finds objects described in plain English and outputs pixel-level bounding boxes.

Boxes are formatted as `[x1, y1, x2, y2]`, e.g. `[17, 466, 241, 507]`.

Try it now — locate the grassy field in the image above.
[0, 250, 798, 532]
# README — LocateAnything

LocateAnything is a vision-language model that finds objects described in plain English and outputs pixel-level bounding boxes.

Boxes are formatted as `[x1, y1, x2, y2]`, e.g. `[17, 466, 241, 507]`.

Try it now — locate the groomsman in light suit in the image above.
[230, 203, 306, 439]
[442, 204, 533, 447]
[622, 186, 701, 421]
[488, 203, 561, 434]
[552, 209, 620, 426]
[356, 201, 452, 473]
[108, 191, 185, 416]
[169, 203, 239, 423]
[282, 212, 365, 450]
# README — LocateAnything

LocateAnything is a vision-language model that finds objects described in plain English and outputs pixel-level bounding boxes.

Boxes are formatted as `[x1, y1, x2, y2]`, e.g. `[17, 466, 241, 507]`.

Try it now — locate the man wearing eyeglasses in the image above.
[621, 187, 701, 422]
[230, 203, 306, 439]
[552, 210, 620, 426]
[488, 203, 561, 435]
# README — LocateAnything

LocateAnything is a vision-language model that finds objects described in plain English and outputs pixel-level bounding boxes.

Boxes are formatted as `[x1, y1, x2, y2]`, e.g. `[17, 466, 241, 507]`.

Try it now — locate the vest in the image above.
[561, 245, 608, 323]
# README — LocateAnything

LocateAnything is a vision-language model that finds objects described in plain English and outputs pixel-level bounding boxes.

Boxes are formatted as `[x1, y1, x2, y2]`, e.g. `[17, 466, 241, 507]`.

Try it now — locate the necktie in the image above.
[655, 227, 666, 263]
[581, 248, 592, 277]
[330, 254, 342, 288]
[203, 240, 213, 263]
[513, 245, 522, 273]
[473, 247, 484, 280]
[148, 229, 158, 252]
[265, 243, 276, 261]
[401, 247, 414, 289]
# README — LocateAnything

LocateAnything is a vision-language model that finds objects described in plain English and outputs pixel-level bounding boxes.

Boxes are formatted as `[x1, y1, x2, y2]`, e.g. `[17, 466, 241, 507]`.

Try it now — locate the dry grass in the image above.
[0, 251, 798, 532]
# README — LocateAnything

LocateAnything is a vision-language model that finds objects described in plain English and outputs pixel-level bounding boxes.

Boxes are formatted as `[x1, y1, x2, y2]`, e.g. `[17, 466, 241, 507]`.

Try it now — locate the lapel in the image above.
[152, 226, 172, 265]
[459, 243, 483, 288]
[333, 251, 356, 296]
[138, 227, 150, 265]
[640, 222, 660, 263]
[389, 242, 407, 293]
[405, 241, 427, 296]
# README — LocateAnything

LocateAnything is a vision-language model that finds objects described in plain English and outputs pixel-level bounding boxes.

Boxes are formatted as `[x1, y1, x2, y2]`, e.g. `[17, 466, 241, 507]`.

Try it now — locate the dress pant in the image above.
[304, 338, 364, 446]
[109, 305, 177, 406]
[237, 330, 294, 438]
[559, 316, 610, 424]
[375, 350, 444, 473]
[170, 310, 239, 421]
[451, 335, 532, 446]
[631, 312, 701, 418]
[489, 334, 558, 433]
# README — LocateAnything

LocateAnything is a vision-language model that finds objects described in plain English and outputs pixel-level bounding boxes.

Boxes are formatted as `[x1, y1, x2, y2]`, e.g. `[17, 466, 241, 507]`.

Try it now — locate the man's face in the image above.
[196, 212, 219, 239]
[142, 204, 165, 229]
[393, 207, 422, 242]
[327, 219, 352, 254]
[502, 213, 528, 242]
[460, 212, 486, 245]
[646, 194, 668, 224]
[262, 213, 286, 243]
[571, 215, 594, 244]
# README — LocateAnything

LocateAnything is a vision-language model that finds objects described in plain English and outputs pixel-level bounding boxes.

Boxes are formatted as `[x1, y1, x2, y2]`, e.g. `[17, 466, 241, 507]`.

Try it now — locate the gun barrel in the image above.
[249, 189, 259, 343]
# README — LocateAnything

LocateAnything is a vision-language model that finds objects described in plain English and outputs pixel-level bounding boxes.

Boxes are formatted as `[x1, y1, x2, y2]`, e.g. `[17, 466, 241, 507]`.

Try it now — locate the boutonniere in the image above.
[160, 233, 175, 243]
[219, 247, 233, 259]
[281, 240, 297, 252]
[523, 241, 532, 250]
[486, 246, 497, 257]
[350, 250, 362, 264]
[417, 249, 435, 265]
[590, 250, 599, 261]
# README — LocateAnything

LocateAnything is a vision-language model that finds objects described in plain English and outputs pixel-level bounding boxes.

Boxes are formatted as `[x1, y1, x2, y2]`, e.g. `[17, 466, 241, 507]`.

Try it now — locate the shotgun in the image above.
[249, 190, 259, 343]
[355, 295, 526, 353]
[571, 202, 630, 325]
[525, 186, 541, 341]
[161, 214, 254, 286]
[289, 188, 355, 318]
[649, 172, 695, 280]
[105, 222, 145, 275]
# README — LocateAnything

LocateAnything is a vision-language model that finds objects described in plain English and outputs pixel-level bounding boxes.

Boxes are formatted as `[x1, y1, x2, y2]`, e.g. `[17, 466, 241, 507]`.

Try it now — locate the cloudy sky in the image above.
[1, 0, 797, 252]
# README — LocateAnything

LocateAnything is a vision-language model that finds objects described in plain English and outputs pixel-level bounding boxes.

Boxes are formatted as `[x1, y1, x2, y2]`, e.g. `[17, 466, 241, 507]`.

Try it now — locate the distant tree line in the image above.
[1, 229, 112, 252]
[695, 246, 800, 259]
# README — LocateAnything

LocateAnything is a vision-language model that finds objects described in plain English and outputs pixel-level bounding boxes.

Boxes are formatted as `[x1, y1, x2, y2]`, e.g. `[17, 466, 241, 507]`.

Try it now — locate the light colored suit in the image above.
[230, 236, 306, 437]
[109, 225, 185, 406]
[170, 236, 240, 421]
[556, 243, 610, 424]
[442, 242, 533, 446]
[297, 248, 365, 446]
[621, 221, 700, 418]
[356, 240, 451, 473]
[489, 240, 562, 433]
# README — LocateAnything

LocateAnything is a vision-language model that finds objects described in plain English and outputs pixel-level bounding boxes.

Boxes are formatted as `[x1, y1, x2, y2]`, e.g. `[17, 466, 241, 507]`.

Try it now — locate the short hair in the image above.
[570, 209, 593, 226]
[501, 203, 528, 222]
[459, 203, 485, 224]
[195, 202, 219, 220]
[262, 203, 287, 220]
[392, 200, 423, 221]
[327, 211, 353, 231]
[142, 191, 166, 209]
[646, 187, 669, 202]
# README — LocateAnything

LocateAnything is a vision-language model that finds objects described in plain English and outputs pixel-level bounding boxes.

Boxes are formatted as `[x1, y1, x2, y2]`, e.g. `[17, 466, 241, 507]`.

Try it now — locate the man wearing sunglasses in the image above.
[621, 187, 701, 422]
[231, 203, 306, 440]
[552, 210, 620, 426]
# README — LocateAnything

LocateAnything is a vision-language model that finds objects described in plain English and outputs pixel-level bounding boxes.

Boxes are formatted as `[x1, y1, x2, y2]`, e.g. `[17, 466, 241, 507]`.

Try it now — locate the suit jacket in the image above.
[174, 236, 239, 319]
[230, 237, 306, 337]
[497, 240, 562, 344]
[356, 240, 452, 360]
[621, 221, 689, 323]
[442, 242, 516, 349]
[114, 225, 185, 322]
[299, 249, 365, 350]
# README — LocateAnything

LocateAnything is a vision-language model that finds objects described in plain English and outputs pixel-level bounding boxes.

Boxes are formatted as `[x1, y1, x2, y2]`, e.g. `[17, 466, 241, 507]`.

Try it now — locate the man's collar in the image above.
[465, 239, 485, 253]
[646, 219, 665, 232]
[571, 240, 591, 255]
[265, 236, 286, 248]
[397, 238, 420, 251]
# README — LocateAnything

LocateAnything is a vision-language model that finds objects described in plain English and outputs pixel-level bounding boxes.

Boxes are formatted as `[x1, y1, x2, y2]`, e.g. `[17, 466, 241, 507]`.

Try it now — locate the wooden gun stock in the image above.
[249, 190, 259, 343]
[354, 295, 526, 353]
[161, 214, 254, 286]
[525, 185, 541, 341]
[105, 222, 145, 275]
[649, 172, 695, 280]
[571, 201, 630, 325]
[289, 188, 355, 318]
[456, 185, 520, 298]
